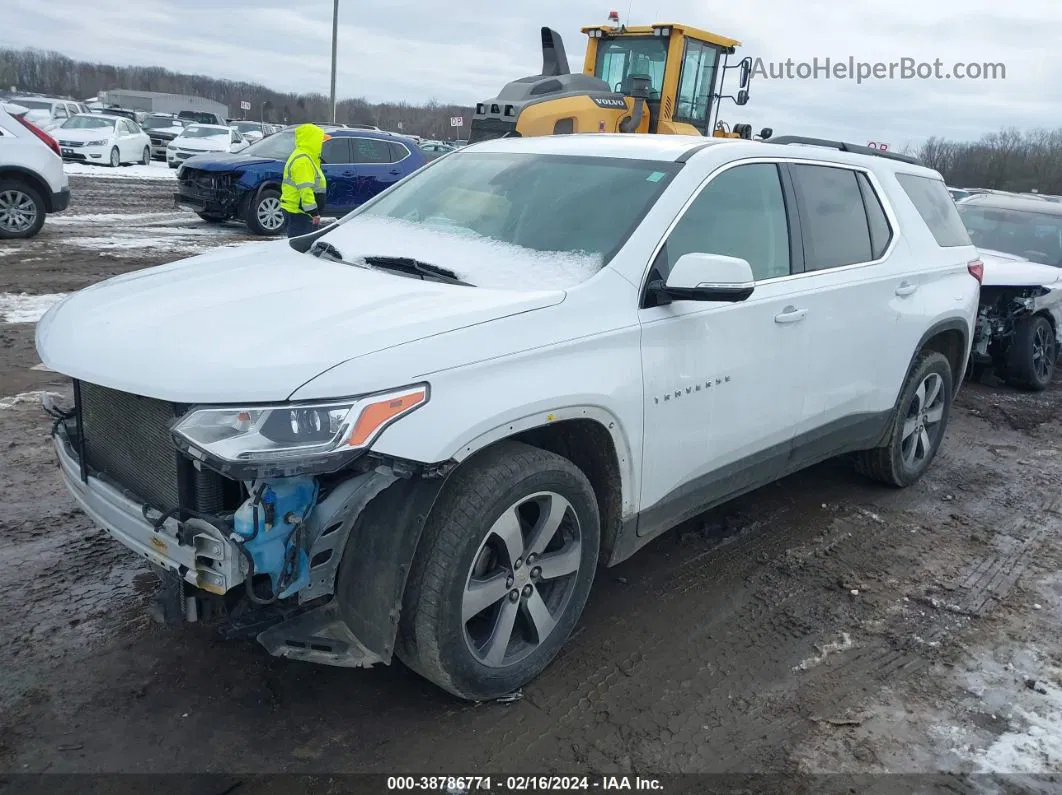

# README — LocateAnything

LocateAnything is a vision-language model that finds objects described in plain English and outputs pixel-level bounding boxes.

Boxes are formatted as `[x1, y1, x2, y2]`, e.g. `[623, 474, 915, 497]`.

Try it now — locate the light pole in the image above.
[329, 0, 339, 123]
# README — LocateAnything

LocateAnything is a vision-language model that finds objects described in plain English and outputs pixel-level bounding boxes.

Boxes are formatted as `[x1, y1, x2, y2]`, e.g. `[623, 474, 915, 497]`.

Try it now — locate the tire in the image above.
[245, 188, 286, 236]
[169, 163, 178, 169]
[855, 351, 953, 487]
[140, 146, 151, 165]
[196, 212, 226, 223]
[109, 147, 120, 167]
[1004, 314, 1055, 391]
[397, 441, 600, 701]
[0, 178, 47, 240]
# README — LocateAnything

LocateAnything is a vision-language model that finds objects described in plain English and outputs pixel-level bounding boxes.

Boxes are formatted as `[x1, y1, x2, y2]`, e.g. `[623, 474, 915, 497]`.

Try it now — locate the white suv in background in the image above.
[37, 133, 980, 700]
[0, 102, 70, 239]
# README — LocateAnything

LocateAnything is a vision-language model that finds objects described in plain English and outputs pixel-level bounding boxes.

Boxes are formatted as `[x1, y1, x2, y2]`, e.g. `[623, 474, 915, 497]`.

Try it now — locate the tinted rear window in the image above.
[895, 173, 972, 247]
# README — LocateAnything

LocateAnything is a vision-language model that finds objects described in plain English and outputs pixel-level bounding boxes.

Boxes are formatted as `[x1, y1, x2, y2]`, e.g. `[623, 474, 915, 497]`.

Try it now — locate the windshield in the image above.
[13, 98, 53, 111]
[143, 116, 181, 129]
[60, 115, 113, 130]
[181, 125, 226, 139]
[958, 204, 1062, 266]
[319, 151, 678, 289]
[594, 36, 668, 98]
[234, 121, 261, 133]
[179, 112, 217, 124]
[244, 128, 295, 159]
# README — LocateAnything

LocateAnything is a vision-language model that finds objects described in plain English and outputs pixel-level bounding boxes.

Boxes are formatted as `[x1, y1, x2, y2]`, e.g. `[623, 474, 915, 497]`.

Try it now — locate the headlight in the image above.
[172, 384, 428, 475]
[86, 139, 108, 146]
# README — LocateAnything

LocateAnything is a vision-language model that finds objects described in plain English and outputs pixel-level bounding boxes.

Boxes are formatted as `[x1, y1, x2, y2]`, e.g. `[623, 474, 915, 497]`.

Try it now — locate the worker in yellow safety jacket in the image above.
[280, 124, 330, 237]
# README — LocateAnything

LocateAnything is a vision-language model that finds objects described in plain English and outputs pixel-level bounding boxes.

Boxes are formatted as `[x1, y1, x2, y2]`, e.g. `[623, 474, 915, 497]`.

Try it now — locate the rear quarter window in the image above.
[895, 173, 972, 247]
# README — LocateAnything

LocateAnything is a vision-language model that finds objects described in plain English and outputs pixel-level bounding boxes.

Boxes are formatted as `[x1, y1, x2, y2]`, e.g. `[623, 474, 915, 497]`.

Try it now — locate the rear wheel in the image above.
[397, 441, 600, 700]
[855, 351, 953, 487]
[245, 188, 285, 236]
[0, 179, 46, 240]
[1004, 315, 1055, 391]
[109, 147, 120, 167]
[140, 146, 151, 165]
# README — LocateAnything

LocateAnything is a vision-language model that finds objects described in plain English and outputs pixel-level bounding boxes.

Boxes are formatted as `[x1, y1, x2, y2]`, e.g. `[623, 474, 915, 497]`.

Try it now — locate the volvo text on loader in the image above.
[469, 11, 769, 143]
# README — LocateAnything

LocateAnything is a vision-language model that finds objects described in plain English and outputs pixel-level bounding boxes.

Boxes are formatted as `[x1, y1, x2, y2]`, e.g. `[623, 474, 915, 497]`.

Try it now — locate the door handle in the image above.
[774, 306, 807, 324]
[895, 281, 918, 297]
[389, 169, 401, 175]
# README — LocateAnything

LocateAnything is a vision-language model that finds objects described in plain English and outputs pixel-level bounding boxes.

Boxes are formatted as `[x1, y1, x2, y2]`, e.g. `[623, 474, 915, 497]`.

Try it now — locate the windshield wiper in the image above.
[362, 256, 472, 286]
[309, 241, 347, 262]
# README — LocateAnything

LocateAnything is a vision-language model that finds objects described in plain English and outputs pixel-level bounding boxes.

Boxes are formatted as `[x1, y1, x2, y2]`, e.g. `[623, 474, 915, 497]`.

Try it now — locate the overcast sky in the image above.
[3, 0, 1058, 146]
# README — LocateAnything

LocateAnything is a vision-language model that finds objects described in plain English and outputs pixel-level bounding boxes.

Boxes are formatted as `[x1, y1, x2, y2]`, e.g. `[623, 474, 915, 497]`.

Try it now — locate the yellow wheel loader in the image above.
[468, 12, 770, 144]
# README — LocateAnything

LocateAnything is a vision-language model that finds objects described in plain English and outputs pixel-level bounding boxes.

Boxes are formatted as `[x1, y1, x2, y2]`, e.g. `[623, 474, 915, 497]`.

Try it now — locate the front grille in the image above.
[58, 140, 84, 148]
[76, 382, 235, 514]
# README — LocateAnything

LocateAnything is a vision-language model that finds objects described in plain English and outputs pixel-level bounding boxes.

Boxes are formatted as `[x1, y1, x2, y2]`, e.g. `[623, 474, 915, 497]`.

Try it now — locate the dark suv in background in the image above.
[173, 128, 428, 234]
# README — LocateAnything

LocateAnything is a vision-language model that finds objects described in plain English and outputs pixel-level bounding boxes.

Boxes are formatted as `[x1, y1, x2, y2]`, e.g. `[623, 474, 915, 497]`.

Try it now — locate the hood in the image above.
[294, 123, 326, 159]
[35, 241, 566, 403]
[980, 248, 1062, 287]
[179, 152, 279, 172]
[55, 127, 115, 142]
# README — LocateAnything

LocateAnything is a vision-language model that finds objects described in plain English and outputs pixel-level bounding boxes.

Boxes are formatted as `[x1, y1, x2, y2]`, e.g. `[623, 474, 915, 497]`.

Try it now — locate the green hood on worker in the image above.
[294, 124, 327, 162]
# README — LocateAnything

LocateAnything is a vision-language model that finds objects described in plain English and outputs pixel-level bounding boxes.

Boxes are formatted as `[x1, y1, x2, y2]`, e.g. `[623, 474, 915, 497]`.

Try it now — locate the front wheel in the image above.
[109, 147, 120, 167]
[855, 351, 953, 487]
[245, 188, 285, 236]
[1005, 315, 1056, 391]
[140, 146, 151, 165]
[397, 441, 600, 700]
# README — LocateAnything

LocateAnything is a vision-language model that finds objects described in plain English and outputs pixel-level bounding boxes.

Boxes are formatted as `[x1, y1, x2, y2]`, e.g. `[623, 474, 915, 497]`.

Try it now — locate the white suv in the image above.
[0, 102, 70, 239]
[35, 133, 981, 700]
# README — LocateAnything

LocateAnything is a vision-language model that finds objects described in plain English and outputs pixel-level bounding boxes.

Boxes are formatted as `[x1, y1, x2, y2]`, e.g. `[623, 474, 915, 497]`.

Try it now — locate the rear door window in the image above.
[350, 137, 393, 164]
[388, 141, 410, 162]
[790, 164, 873, 270]
[895, 173, 972, 247]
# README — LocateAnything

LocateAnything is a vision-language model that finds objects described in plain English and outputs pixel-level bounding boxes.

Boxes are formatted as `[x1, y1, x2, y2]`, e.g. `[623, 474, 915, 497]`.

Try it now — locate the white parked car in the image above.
[167, 124, 248, 168]
[55, 113, 152, 167]
[11, 96, 90, 132]
[958, 192, 1062, 389]
[36, 134, 980, 700]
[230, 121, 265, 143]
[0, 102, 70, 238]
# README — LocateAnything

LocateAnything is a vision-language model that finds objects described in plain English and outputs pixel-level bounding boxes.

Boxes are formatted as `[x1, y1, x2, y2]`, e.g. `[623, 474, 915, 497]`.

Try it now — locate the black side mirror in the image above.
[738, 56, 752, 89]
[759, 127, 773, 140]
[626, 74, 652, 99]
[735, 89, 749, 106]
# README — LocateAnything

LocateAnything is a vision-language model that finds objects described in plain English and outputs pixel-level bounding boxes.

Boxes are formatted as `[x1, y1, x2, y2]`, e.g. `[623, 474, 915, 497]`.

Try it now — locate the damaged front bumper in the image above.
[52, 417, 448, 669]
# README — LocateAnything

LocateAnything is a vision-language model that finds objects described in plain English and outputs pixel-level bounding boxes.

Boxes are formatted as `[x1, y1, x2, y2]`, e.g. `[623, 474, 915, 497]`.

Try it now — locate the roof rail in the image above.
[768, 135, 920, 166]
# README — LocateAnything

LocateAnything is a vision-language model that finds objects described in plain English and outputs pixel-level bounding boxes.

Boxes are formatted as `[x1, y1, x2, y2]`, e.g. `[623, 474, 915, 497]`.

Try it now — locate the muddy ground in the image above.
[1, 170, 1061, 792]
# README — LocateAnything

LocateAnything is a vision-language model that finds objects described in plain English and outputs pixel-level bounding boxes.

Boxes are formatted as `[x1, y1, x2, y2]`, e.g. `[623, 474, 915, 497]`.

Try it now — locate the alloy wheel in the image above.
[1032, 323, 1055, 383]
[0, 189, 38, 234]
[462, 491, 583, 668]
[257, 197, 284, 231]
[901, 372, 945, 467]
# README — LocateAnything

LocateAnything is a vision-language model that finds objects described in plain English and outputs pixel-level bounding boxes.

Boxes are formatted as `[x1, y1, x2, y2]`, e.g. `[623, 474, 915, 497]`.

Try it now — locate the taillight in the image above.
[14, 114, 61, 158]
[967, 259, 984, 283]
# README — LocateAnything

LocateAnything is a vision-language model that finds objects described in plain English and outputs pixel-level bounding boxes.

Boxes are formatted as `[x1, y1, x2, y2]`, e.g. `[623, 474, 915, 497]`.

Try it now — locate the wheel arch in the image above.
[0, 166, 54, 211]
[911, 318, 970, 398]
[449, 407, 636, 563]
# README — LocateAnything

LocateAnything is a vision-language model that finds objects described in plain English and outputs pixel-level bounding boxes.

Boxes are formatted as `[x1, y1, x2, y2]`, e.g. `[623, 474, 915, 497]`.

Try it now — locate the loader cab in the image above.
[581, 22, 745, 136]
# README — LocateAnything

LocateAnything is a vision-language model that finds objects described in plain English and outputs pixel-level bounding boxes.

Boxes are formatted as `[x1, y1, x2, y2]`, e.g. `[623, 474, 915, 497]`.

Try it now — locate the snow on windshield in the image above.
[324, 216, 602, 291]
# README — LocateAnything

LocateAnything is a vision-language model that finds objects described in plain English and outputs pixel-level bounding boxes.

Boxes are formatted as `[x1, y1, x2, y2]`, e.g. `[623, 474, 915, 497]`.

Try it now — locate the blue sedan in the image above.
[173, 128, 429, 235]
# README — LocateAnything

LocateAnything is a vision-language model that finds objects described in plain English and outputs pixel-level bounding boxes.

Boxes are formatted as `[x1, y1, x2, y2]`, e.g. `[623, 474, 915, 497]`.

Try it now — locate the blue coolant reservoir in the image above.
[232, 475, 319, 599]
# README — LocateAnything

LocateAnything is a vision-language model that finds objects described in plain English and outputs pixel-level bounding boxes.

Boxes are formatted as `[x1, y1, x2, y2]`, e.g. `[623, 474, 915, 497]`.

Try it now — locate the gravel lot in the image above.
[1, 168, 1060, 790]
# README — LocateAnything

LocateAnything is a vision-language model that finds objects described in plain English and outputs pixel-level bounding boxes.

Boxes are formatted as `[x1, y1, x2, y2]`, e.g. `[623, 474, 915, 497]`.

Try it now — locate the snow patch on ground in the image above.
[321, 216, 603, 291]
[793, 632, 855, 672]
[0, 390, 64, 409]
[0, 292, 67, 323]
[0, 246, 23, 257]
[63, 162, 176, 181]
